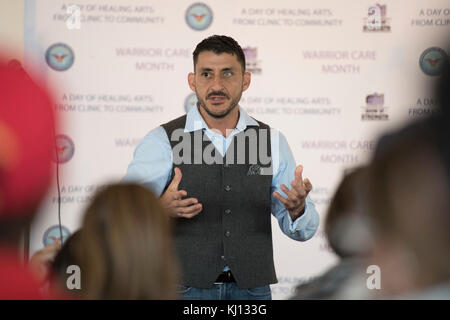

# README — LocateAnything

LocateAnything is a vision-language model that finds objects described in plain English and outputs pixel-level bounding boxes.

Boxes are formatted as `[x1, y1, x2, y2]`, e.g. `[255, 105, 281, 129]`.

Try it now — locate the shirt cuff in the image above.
[287, 204, 312, 233]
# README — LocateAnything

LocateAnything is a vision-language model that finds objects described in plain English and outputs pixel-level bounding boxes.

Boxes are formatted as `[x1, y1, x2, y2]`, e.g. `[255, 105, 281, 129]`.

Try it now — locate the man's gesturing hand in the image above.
[160, 167, 202, 219]
[273, 165, 313, 222]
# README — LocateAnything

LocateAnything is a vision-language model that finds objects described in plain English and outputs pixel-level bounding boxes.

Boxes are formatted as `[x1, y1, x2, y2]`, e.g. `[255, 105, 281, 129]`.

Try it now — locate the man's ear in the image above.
[242, 72, 251, 92]
[188, 72, 196, 92]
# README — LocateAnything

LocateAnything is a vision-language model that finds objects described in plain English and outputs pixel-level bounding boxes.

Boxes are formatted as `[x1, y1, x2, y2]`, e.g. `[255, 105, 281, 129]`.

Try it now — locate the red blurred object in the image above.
[0, 248, 45, 299]
[0, 57, 62, 299]
[0, 58, 56, 217]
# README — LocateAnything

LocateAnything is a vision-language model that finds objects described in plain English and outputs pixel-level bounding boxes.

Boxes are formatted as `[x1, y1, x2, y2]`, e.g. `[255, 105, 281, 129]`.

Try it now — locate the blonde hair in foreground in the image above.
[78, 183, 178, 299]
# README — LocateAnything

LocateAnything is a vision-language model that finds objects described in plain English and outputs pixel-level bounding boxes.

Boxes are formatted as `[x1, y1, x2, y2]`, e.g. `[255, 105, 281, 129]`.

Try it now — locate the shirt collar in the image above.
[185, 104, 259, 133]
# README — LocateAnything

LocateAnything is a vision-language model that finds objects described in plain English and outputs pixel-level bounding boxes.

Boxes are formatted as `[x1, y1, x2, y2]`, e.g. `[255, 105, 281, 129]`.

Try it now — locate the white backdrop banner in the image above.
[24, 0, 449, 299]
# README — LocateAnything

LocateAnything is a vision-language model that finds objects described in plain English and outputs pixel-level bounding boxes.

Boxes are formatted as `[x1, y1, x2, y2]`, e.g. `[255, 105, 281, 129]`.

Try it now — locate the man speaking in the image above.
[124, 35, 319, 300]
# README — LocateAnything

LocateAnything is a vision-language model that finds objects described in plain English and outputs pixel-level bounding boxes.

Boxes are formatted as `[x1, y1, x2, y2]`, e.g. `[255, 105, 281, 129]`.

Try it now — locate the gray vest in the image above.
[161, 115, 277, 289]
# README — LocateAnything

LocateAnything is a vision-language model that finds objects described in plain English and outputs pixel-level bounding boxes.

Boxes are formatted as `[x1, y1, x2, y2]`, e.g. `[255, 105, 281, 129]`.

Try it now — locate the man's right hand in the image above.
[160, 167, 202, 219]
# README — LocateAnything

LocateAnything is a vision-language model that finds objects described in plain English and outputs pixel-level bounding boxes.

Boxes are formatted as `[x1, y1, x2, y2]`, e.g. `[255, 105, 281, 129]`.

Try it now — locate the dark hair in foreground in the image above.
[193, 35, 246, 72]
[51, 183, 179, 299]
[325, 166, 370, 258]
[368, 119, 450, 288]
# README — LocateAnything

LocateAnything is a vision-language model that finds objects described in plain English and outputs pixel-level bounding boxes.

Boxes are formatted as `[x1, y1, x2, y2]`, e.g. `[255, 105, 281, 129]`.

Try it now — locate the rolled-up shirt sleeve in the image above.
[270, 129, 320, 241]
[122, 126, 173, 197]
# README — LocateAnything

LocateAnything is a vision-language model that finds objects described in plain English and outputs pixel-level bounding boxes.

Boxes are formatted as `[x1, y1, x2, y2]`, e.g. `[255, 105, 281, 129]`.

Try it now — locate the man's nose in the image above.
[210, 76, 224, 90]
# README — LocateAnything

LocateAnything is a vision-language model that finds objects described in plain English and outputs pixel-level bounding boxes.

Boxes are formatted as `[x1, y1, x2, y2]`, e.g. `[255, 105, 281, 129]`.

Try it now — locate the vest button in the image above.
[221, 255, 226, 261]
[225, 209, 232, 214]
[225, 230, 231, 237]
[224, 185, 231, 191]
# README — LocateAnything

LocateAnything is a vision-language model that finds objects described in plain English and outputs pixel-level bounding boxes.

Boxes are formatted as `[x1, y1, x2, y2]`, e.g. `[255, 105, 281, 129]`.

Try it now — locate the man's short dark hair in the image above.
[193, 35, 246, 73]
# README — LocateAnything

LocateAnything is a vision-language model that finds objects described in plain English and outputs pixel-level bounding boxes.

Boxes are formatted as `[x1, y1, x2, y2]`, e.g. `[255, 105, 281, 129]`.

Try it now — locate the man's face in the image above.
[188, 51, 251, 119]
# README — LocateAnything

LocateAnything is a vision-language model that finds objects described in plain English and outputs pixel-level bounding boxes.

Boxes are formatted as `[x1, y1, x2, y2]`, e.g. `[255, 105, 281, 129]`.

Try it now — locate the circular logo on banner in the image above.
[53, 134, 75, 164]
[43, 225, 71, 246]
[185, 3, 213, 31]
[184, 93, 198, 113]
[419, 47, 448, 76]
[45, 43, 75, 71]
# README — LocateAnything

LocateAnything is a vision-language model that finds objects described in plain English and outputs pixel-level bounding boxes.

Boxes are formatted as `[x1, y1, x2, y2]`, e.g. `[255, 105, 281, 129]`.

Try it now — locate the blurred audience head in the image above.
[433, 49, 450, 180]
[367, 117, 450, 297]
[52, 183, 179, 300]
[325, 166, 372, 259]
[365, 46, 450, 298]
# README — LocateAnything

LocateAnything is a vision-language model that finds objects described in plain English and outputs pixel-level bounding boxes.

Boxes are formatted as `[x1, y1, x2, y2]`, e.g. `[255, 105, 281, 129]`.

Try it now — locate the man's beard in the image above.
[196, 90, 242, 119]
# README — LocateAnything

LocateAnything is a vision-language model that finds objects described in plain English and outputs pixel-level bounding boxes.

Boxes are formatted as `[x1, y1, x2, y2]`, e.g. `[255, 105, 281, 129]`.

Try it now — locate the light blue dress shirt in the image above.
[124, 106, 319, 243]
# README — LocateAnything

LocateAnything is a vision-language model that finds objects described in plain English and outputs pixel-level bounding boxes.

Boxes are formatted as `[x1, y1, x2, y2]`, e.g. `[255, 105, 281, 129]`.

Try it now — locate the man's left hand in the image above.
[273, 165, 313, 222]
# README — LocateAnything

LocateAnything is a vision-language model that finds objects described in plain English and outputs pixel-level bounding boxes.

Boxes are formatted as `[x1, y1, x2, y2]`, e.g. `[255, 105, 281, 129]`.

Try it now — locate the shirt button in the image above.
[224, 185, 231, 192]
[225, 209, 232, 214]
[225, 231, 231, 237]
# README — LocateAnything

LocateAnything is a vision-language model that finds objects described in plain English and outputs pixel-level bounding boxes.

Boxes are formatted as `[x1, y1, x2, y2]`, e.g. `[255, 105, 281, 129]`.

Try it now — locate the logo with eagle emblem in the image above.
[185, 3, 213, 31]
[43, 225, 71, 246]
[419, 47, 448, 76]
[53, 134, 75, 164]
[45, 43, 75, 71]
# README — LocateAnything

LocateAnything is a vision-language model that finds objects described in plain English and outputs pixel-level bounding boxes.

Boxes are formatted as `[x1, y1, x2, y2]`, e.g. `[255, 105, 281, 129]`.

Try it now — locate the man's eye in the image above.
[201, 72, 210, 78]
[224, 72, 232, 77]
